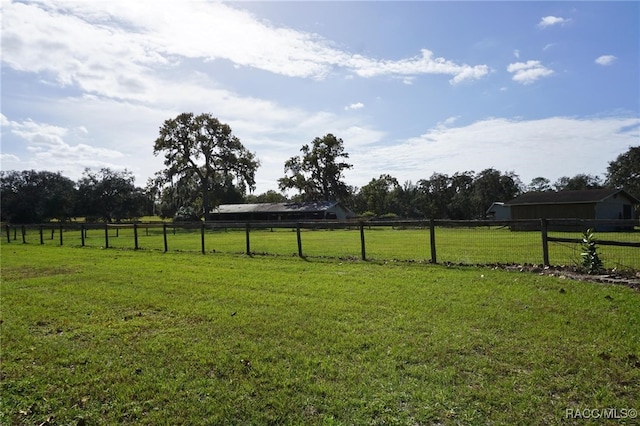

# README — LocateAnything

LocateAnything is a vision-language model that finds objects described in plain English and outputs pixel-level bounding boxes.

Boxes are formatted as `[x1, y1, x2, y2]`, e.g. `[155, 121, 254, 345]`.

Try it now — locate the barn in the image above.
[504, 188, 639, 230]
[210, 201, 355, 221]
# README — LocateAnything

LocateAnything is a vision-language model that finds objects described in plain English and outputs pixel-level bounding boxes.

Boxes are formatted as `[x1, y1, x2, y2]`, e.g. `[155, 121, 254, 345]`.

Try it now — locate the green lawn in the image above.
[1, 243, 639, 425]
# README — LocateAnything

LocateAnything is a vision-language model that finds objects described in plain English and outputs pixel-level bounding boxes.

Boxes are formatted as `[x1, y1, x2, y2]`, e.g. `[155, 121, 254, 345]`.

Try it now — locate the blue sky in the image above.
[1, 1, 638, 194]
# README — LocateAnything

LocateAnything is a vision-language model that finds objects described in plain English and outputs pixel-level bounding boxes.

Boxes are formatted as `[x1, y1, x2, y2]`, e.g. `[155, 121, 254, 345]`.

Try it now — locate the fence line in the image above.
[4, 219, 639, 271]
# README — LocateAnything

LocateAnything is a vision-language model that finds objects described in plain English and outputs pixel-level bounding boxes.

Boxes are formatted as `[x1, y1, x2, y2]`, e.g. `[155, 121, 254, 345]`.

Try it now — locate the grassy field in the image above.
[15, 224, 640, 271]
[1, 243, 639, 425]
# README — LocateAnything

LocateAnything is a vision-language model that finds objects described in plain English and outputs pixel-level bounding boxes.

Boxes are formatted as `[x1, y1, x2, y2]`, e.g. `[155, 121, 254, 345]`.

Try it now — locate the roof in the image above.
[212, 201, 349, 214]
[485, 202, 508, 213]
[505, 188, 640, 206]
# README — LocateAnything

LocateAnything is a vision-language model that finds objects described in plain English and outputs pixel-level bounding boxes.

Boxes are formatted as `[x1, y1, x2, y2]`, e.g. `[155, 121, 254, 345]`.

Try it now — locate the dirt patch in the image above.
[1, 266, 78, 281]
[496, 263, 640, 291]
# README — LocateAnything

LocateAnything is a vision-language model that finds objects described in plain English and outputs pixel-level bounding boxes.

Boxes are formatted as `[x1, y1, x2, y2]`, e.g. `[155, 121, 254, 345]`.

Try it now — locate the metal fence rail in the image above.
[4, 219, 639, 271]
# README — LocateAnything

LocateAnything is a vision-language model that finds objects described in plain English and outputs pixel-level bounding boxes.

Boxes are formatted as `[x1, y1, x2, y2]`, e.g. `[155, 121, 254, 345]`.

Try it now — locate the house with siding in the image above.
[504, 188, 639, 230]
[210, 201, 355, 221]
[486, 202, 511, 220]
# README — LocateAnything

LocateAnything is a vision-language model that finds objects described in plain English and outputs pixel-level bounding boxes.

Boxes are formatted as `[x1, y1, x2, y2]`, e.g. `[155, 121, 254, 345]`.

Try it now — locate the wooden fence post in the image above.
[360, 222, 366, 261]
[163, 223, 168, 252]
[429, 219, 437, 264]
[134, 223, 139, 250]
[296, 223, 303, 258]
[81, 225, 85, 247]
[245, 223, 251, 255]
[51, 227, 55, 240]
[40, 225, 44, 245]
[201, 223, 205, 254]
[59, 224, 63, 246]
[104, 224, 109, 248]
[541, 218, 549, 266]
[5, 225, 10, 243]
[21, 225, 26, 244]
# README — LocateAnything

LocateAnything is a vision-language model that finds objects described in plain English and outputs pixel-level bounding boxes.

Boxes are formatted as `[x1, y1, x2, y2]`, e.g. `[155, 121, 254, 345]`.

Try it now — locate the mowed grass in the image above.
[24, 225, 640, 270]
[1, 243, 639, 425]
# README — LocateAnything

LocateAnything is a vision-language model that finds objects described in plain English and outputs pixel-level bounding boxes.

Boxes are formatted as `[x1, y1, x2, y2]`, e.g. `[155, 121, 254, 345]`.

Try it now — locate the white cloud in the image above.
[437, 116, 460, 128]
[513, 49, 520, 59]
[595, 55, 617, 66]
[347, 49, 490, 85]
[345, 102, 365, 111]
[348, 116, 639, 188]
[1, 0, 491, 100]
[538, 16, 571, 28]
[507, 60, 554, 84]
[1, 114, 126, 177]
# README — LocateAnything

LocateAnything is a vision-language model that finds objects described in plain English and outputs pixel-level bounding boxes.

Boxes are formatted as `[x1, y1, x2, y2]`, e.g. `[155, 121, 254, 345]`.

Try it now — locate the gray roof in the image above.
[505, 189, 640, 206]
[212, 201, 347, 214]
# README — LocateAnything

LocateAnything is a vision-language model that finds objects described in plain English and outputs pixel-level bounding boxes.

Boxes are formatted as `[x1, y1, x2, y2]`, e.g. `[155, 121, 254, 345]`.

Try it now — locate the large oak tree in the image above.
[153, 113, 259, 219]
[278, 133, 352, 202]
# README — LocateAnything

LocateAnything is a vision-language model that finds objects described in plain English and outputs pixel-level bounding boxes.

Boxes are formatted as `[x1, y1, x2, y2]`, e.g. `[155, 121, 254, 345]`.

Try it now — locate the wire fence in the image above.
[4, 219, 639, 272]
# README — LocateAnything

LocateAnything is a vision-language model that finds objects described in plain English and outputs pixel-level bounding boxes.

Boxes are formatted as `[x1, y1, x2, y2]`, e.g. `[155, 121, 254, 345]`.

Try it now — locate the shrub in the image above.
[581, 228, 603, 275]
[173, 206, 200, 222]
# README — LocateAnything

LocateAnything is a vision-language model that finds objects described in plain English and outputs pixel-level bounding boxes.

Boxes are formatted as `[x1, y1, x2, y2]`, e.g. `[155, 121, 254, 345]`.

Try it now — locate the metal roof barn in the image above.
[210, 201, 355, 221]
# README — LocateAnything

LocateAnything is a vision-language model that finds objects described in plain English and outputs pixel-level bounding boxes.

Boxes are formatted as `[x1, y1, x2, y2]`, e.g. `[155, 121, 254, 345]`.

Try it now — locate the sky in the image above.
[1, 0, 639, 195]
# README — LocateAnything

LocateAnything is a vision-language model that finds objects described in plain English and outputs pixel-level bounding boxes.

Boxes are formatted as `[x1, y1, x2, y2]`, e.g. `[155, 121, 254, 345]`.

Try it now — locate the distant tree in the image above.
[357, 174, 400, 216]
[153, 113, 260, 219]
[278, 134, 353, 202]
[418, 173, 452, 219]
[394, 181, 422, 218]
[415, 169, 522, 219]
[471, 169, 522, 218]
[606, 146, 640, 198]
[246, 190, 289, 204]
[554, 174, 604, 191]
[527, 177, 552, 192]
[77, 168, 146, 222]
[152, 172, 202, 219]
[0, 170, 76, 223]
[448, 171, 476, 219]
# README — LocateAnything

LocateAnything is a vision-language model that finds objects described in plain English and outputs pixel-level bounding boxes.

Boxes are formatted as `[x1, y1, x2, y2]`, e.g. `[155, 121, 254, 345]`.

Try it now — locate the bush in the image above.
[581, 228, 603, 275]
[173, 206, 200, 222]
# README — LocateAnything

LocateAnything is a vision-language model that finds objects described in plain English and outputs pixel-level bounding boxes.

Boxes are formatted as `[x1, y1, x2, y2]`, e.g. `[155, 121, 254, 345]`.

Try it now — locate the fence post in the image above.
[163, 223, 168, 252]
[296, 223, 303, 258]
[429, 219, 437, 263]
[81, 225, 85, 247]
[59, 224, 63, 246]
[40, 225, 44, 245]
[201, 223, 206, 254]
[134, 223, 139, 250]
[541, 218, 549, 266]
[14, 226, 17, 241]
[360, 222, 366, 260]
[51, 227, 55, 240]
[104, 224, 109, 248]
[245, 223, 251, 255]
[5, 225, 10, 243]
[21, 225, 26, 244]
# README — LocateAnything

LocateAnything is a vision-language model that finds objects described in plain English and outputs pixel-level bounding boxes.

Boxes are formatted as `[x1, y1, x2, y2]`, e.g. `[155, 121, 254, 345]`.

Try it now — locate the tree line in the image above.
[1, 113, 638, 223]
